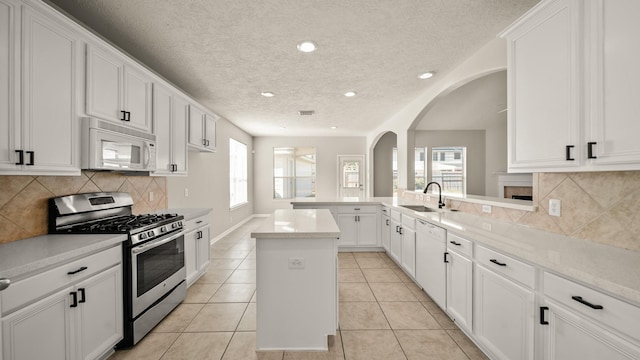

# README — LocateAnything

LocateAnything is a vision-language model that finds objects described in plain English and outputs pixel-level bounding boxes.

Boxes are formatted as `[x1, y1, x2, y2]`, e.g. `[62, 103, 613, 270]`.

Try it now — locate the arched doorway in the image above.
[372, 131, 397, 197]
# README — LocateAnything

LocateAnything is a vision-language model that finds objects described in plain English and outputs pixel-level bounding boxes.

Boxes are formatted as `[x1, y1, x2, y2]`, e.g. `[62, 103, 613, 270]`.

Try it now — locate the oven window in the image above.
[136, 236, 184, 297]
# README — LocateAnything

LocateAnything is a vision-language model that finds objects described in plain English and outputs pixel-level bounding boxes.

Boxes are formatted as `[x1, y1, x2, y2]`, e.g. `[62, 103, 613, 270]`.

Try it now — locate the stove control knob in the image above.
[171, 223, 178, 229]
[160, 226, 167, 233]
[139, 232, 147, 240]
[148, 231, 154, 237]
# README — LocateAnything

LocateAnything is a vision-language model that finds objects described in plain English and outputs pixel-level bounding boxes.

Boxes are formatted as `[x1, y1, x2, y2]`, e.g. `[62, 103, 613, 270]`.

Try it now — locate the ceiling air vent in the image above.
[298, 110, 315, 116]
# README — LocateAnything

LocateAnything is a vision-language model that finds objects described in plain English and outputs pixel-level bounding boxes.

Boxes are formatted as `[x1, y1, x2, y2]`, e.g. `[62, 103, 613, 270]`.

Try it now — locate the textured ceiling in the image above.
[47, 0, 538, 137]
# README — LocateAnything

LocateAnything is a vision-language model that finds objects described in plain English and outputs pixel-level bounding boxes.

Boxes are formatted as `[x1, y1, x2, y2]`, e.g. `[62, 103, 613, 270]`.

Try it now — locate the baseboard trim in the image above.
[209, 214, 269, 244]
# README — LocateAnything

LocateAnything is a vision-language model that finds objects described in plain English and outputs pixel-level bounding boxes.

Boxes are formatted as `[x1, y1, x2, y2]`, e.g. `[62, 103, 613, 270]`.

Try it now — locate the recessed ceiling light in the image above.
[297, 41, 318, 53]
[298, 110, 315, 116]
[330, 126, 337, 130]
[344, 91, 357, 97]
[418, 72, 435, 80]
[261, 92, 275, 97]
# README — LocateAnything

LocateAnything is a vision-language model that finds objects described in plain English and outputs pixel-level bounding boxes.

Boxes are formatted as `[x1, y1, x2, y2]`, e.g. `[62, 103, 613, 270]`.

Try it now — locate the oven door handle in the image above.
[132, 230, 184, 254]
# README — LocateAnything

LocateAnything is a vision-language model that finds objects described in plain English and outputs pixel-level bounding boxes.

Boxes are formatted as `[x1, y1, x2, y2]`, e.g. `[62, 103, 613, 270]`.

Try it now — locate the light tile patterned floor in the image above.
[109, 218, 488, 360]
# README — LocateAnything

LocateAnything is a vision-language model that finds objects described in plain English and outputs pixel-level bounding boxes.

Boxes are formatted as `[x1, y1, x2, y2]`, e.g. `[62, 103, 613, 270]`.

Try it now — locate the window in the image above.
[273, 147, 316, 199]
[229, 138, 248, 208]
[415, 147, 426, 191]
[430, 146, 466, 195]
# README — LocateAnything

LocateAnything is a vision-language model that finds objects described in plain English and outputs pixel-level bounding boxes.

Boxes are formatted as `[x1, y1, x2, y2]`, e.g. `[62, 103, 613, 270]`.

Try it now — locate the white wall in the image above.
[253, 136, 367, 214]
[167, 118, 254, 239]
[415, 130, 486, 195]
[366, 38, 508, 192]
[484, 119, 508, 197]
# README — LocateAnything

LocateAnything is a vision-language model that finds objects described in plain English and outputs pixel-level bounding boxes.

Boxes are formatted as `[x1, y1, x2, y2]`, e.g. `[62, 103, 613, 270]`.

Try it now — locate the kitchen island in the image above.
[251, 209, 340, 351]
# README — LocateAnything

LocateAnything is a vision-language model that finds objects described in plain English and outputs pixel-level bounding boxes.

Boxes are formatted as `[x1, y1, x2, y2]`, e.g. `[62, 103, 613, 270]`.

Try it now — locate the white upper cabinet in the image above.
[152, 83, 188, 175]
[0, 0, 80, 175]
[188, 104, 217, 152]
[587, 0, 640, 166]
[501, 0, 640, 172]
[86, 44, 152, 133]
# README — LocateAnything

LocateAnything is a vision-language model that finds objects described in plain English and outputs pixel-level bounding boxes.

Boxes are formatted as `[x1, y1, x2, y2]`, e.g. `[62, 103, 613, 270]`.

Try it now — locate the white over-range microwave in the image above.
[81, 117, 156, 172]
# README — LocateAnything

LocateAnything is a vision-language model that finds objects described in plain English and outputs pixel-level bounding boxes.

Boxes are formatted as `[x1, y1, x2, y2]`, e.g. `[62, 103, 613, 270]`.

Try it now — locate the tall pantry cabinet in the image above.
[0, 0, 80, 175]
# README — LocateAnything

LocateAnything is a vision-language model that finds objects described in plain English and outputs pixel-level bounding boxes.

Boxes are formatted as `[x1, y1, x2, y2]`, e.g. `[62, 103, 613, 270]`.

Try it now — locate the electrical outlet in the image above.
[415, 194, 420, 200]
[426, 196, 431, 202]
[184, 188, 189, 197]
[482, 205, 492, 214]
[549, 199, 561, 217]
[149, 191, 154, 202]
[288, 257, 305, 269]
[482, 222, 492, 231]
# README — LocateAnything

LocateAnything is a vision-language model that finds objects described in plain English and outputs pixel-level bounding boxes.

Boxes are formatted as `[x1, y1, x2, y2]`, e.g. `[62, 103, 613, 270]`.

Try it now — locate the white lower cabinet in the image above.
[1, 246, 122, 360]
[380, 207, 391, 252]
[474, 261, 535, 360]
[334, 206, 378, 248]
[389, 218, 402, 264]
[540, 299, 640, 360]
[415, 220, 446, 310]
[185, 214, 211, 286]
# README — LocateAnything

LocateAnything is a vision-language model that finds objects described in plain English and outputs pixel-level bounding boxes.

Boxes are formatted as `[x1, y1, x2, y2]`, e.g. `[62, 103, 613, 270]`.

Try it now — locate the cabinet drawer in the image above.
[390, 209, 401, 222]
[543, 272, 640, 342]
[402, 215, 415, 230]
[381, 206, 390, 216]
[336, 205, 377, 214]
[446, 233, 472, 258]
[185, 214, 209, 231]
[416, 219, 445, 240]
[1, 245, 121, 315]
[475, 245, 535, 288]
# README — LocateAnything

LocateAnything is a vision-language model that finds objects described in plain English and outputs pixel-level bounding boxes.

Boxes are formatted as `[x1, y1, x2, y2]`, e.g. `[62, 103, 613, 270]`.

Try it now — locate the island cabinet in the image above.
[336, 205, 378, 248]
[184, 212, 211, 287]
[444, 233, 473, 333]
[474, 245, 536, 360]
[501, 0, 640, 172]
[252, 209, 339, 351]
[539, 272, 640, 360]
[0, 0, 81, 175]
[415, 220, 446, 310]
[1, 245, 123, 360]
[86, 43, 153, 133]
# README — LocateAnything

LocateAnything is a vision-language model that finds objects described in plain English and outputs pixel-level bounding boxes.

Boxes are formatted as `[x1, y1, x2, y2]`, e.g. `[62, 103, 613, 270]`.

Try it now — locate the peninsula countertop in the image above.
[291, 197, 640, 306]
[251, 209, 340, 239]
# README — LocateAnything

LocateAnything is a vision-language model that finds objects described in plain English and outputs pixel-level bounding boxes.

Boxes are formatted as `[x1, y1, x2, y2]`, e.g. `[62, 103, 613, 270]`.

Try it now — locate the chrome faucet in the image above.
[423, 182, 445, 209]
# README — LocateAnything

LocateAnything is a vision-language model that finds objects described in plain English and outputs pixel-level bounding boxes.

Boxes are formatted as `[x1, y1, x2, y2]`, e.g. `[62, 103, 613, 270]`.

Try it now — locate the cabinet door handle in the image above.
[78, 288, 86, 303]
[202, 139, 207, 146]
[490, 259, 507, 267]
[571, 296, 603, 310]
[540, 306, 549, 325]
[70, 291, 78, 308]
[15, 150, 24, 165]
[399, 227, 403, 234]
[0, 278, 10, 291]
[395, 226, 399, 233]
[26, 151, 34, 165]
[386, 219, 389, 226]
[121, 110, 128, 121]
[126, 111, 131, 121]
[444, 252, 449, 263]
[565, 145, 575, 161]
[449, 241, 461, 246]
[587, 142, 597, 159]
[67, 266, 88, 275]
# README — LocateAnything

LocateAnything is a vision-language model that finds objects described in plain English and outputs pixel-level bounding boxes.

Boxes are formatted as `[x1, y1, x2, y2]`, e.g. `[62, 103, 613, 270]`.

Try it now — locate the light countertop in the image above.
[252, 209, 340, 239]
[154, 208, 212, 221]
[0, 234, 126, 280]
[292, 197, 640, 306]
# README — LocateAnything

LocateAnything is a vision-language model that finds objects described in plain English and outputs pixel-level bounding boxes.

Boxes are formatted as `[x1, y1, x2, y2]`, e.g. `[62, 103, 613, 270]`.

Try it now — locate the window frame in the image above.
[273, 147, 317, 199]
[229, 138, 248, 209]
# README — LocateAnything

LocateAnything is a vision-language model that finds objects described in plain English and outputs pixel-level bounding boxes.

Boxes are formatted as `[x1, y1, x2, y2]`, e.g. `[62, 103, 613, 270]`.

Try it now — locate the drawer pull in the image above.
[0, 278, 10, 291]
[571, 296, 603, 310]
[540, 306, 549, 325]
[566, 145, 575, 161]
[490, 259, 507, 267]
[196, 220, 203, 224]
[67, 266, 88, 275]
[444, 252, 449, 263]
[449, 241, 461, 246]
[354, 208, 360, 211]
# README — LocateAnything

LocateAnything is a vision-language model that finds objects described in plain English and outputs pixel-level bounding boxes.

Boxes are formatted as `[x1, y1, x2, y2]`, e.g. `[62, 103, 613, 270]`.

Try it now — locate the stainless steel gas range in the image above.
[48, 192, 186, 348]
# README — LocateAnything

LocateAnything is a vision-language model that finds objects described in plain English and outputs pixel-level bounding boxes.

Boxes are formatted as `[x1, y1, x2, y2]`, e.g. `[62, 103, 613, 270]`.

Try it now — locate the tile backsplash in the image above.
[0, 172, 167, 244]
[407, 171, 640, 252]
